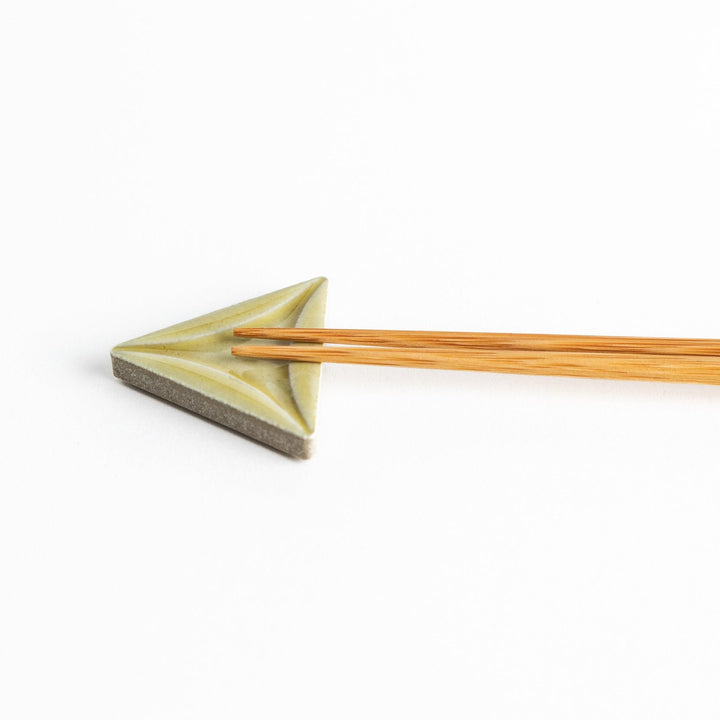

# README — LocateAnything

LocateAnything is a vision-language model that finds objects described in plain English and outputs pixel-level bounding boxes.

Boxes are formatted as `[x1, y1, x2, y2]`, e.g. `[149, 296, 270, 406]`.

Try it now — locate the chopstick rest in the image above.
[111, 278, 328, 458]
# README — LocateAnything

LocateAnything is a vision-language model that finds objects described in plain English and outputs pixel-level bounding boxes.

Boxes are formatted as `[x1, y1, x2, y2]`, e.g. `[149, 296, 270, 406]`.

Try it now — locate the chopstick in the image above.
[229, 343, 720, 385]
[232, 327, 720, 356]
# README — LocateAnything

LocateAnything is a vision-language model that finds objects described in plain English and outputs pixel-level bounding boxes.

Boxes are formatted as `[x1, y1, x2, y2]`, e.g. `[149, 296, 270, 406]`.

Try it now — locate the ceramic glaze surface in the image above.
[111, 277, 328, 440]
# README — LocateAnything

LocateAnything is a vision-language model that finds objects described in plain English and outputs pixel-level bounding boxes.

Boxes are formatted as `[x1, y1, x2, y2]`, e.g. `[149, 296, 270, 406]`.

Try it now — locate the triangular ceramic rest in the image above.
[111, 277, 328, 458]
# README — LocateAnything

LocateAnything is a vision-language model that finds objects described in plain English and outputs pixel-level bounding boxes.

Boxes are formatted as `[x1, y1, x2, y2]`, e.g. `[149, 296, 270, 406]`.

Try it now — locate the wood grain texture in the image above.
[232, 328, 720, 356]
[230, 344, 720, 385]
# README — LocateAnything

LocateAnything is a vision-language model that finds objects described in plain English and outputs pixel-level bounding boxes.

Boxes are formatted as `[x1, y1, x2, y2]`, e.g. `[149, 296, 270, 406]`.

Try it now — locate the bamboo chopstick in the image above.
[229, 344, 720, 385]
[232, 327, 720, 356]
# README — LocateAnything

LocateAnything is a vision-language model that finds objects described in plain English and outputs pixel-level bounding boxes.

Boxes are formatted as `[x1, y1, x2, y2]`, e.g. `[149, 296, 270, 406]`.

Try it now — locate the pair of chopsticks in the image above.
[230, 328, 720, 385]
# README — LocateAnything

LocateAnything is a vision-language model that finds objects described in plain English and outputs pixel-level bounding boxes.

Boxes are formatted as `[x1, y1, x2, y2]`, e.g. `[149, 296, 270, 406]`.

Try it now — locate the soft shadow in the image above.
[81, 353, 116, 378]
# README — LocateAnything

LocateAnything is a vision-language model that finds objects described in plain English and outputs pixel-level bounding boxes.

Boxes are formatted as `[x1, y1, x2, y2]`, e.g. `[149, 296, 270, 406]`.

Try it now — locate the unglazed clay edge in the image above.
[111, 355, 312, 458]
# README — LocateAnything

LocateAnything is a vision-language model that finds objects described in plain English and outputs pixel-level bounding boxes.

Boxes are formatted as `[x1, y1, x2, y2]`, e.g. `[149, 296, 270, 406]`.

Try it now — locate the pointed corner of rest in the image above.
[109, 317, 164, 375]
[109, 335, 137, 367]
[110, 338, 137, 379]
[109, 343, 125, 380]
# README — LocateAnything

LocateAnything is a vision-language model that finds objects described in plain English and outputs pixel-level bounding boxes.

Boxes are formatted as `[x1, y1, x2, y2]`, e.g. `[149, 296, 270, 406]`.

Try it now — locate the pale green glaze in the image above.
[111, 277, 328, 438]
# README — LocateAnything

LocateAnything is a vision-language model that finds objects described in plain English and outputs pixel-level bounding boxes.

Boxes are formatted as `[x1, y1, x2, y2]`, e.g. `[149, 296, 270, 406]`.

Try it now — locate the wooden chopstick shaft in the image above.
[231, 328, 720, 356]
[230, 344, 720, 385]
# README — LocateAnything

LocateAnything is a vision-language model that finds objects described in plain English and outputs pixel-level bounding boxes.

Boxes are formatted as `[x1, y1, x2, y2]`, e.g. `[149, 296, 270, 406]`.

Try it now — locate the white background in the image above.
[2, 2, 720, 718]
